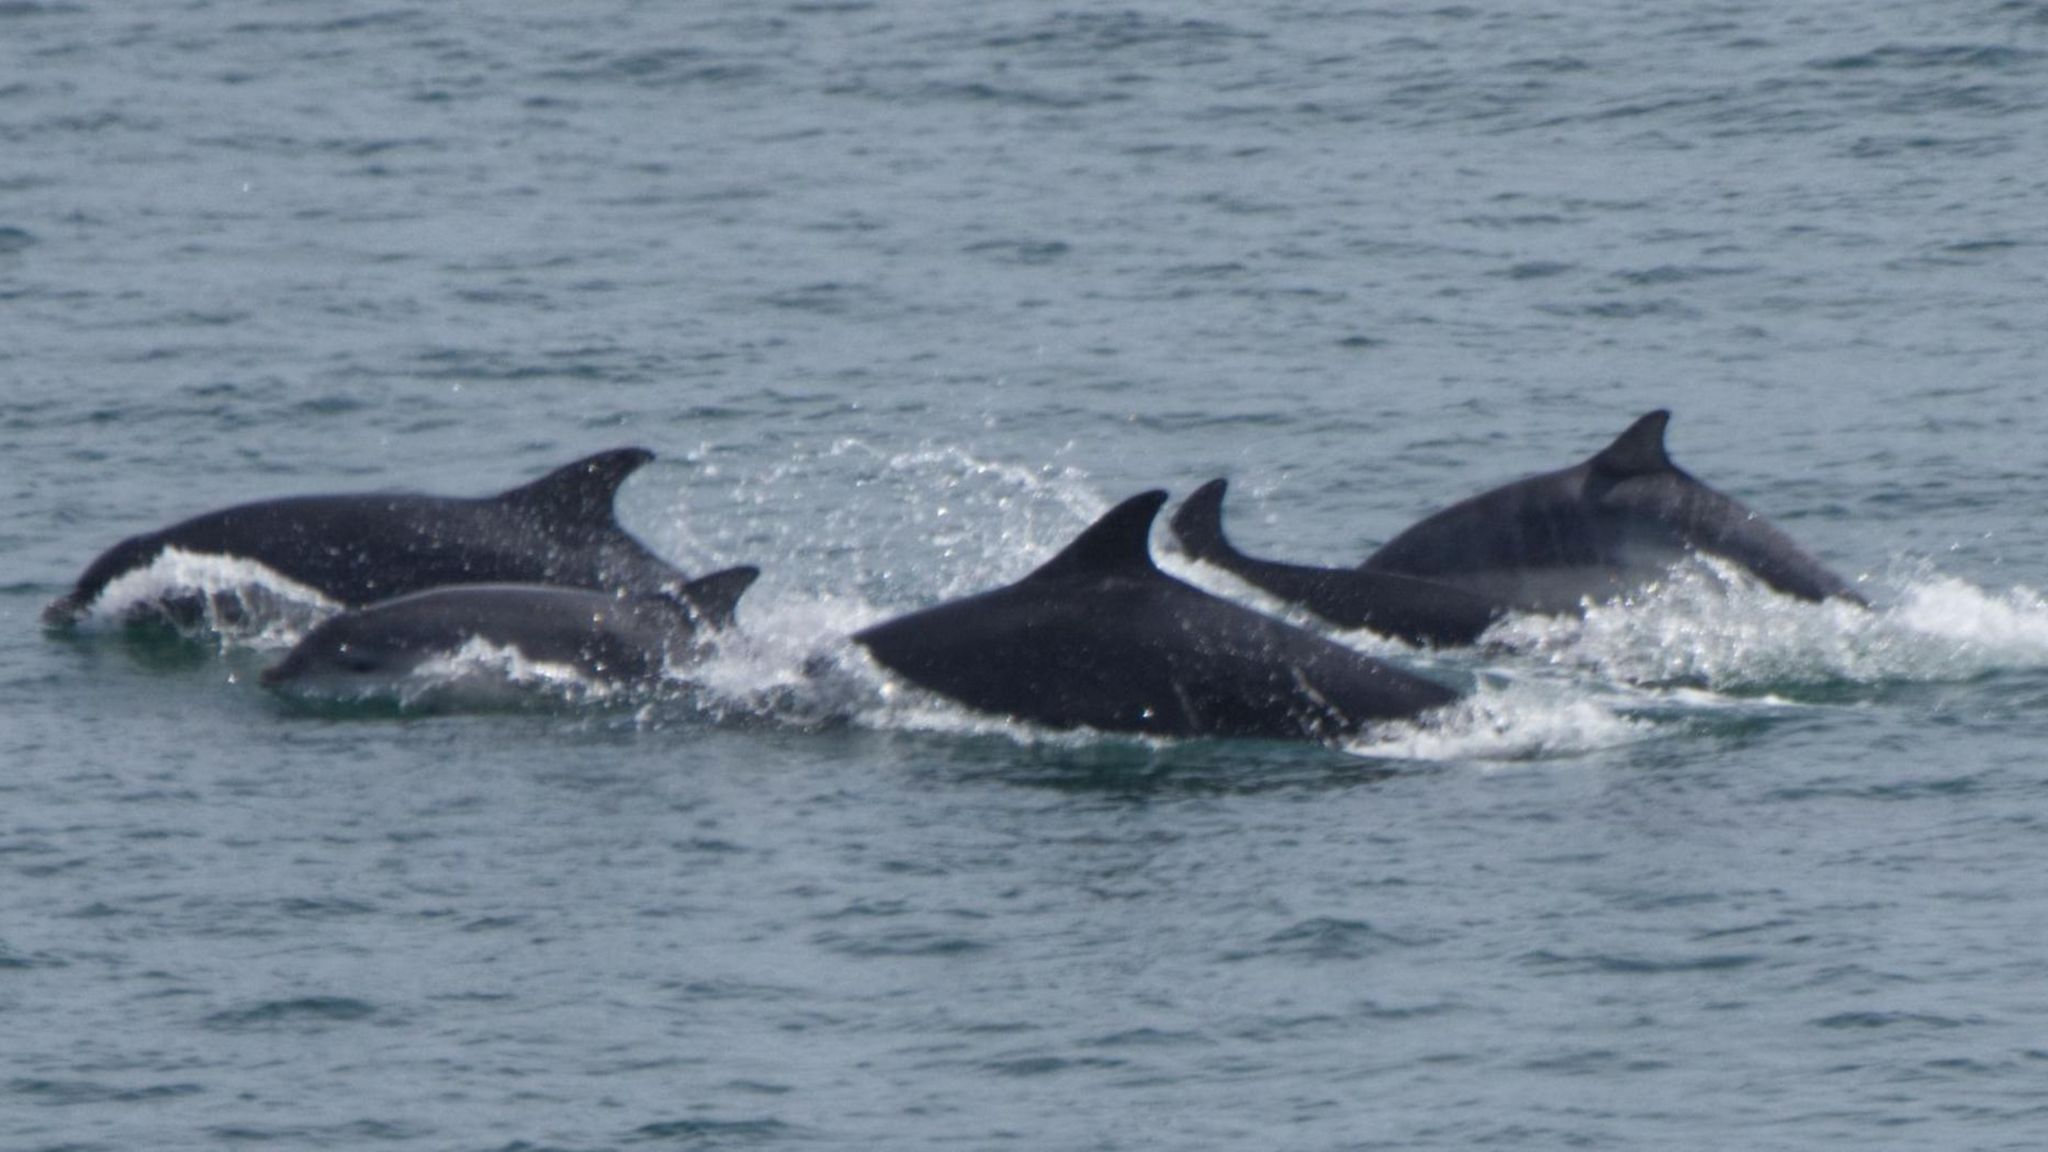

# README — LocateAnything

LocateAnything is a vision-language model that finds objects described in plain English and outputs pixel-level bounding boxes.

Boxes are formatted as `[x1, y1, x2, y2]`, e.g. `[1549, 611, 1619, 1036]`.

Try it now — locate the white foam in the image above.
[1888, 575, 2048, 659]
[88, 547, 340, 648]
[1350, 675, 1658, 763]
[421, 636, 617, 697]
[680, 592, 891, 726]
[275, 636, 630, 710]
[1485, 557, 2048, 690]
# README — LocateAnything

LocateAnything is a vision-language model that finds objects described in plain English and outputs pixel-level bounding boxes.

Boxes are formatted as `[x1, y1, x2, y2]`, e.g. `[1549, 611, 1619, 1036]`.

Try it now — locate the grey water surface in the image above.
[7, 1, 2048, 1149]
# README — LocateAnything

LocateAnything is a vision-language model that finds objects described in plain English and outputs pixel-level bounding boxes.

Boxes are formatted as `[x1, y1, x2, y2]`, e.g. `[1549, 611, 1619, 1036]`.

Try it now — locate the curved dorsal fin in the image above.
[498, 448, 656, 523]
[1589, 410, 1674, 477]
[1168, 478, 1236, 564]
[678, 565, 759, 629]
[1027, 490, 1168, 582]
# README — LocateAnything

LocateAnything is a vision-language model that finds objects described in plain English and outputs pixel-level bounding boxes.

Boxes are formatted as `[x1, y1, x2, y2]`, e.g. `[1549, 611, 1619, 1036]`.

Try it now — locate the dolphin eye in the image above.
[336, 642, 379, 675]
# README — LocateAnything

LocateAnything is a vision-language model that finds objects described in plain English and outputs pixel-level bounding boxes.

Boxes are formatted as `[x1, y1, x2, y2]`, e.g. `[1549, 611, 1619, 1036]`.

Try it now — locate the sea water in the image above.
[6, 1, 2048, 1148]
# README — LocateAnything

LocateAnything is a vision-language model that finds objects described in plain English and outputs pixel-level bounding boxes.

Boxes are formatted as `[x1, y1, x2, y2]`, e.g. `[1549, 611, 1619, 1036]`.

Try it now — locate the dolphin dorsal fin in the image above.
[1027, 491, 1168, 582]
[499, 448, 656, 523]
[1589, 411, 1674, 477]
[1168, 478, 1235, 564]
[679, 565, 760, 629]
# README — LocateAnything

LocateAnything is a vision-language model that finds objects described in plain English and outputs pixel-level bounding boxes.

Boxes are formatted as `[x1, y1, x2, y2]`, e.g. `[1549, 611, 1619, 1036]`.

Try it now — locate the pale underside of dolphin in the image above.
[260, 569, 757, 693]
[853, 490, 1460, 742]
[1171, 410, 1865, 642]
[46, 448, 703, 627]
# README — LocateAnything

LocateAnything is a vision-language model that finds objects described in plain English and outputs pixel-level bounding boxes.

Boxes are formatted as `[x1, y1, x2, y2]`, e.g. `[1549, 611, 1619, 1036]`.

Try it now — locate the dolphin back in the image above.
[47, 448, 694, 623]
[494, 448, 657, 532]
[1168, 479, 1500, 645]
[858, 490, 1460, 740]
[1617, 475, 1867, 605]
[261, 582, 725, 692]
[1363, 411, 1864, 609]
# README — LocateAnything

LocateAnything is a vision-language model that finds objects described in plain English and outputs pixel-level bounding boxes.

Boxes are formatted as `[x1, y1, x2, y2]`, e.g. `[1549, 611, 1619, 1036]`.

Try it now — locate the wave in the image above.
[1350, 676, 1660, 763]
[1485, 556, 2048, 693]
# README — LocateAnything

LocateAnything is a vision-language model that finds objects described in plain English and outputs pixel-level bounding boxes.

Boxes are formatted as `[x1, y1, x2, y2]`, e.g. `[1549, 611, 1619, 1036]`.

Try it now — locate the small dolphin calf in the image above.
[47, 448, 698, 626]
[1171, 411, 1864, 638]
[260, 568, 757, 694]
[853, 491, 1459, 742]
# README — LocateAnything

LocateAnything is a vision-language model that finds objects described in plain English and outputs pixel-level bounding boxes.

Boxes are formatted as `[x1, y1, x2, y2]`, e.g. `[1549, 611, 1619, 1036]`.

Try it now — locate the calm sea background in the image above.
[8, 2, 2048, 1149]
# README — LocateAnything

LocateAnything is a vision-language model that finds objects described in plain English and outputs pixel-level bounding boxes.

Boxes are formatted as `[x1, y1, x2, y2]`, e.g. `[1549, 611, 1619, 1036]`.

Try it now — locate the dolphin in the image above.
[46, 448, 702, 627]
[1171, 411, 1865, 637]
[1170, 480, 1502, 646]
[852, 491, 1460, 742]
[260, 567, 757, 694]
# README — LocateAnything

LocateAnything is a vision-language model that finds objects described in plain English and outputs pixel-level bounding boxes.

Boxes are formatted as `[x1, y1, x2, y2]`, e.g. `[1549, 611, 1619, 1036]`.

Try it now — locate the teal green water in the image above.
[8, 2, 2048, 1149]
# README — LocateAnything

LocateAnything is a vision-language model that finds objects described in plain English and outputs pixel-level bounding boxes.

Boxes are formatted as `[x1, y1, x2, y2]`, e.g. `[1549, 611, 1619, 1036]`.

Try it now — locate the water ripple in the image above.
[201, 997, 380, 1031]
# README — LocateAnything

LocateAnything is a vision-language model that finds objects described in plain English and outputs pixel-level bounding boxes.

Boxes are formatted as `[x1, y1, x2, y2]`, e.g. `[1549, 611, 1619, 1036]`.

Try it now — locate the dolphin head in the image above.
[44, 532, 170, 627]
[261, 616, 426, 691]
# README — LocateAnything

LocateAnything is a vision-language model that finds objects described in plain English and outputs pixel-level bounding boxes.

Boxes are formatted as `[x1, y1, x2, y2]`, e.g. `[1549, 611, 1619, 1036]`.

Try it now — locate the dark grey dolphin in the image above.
[1171, 411, 1864, 636]
[46, 449, 701, 626]
[260, 567, 757, 693]
[1170, 479, 1502, 646]
[853, 491, 1460, 742]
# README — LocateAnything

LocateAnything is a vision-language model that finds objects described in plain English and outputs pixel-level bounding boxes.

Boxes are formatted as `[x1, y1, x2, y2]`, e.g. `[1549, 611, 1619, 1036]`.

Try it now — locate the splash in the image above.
[868, 441, 1107, 598]
[407, 637, 634, 708]
[80, 462, 2048, 761]
[271, 636, 638, 712]
[680, 592, 889, 727]
[1486, 556, 2048, 692]
[1349, 675, 1658, 763]
[86, 547, 339, 648]
[659, 437, 1106, 603]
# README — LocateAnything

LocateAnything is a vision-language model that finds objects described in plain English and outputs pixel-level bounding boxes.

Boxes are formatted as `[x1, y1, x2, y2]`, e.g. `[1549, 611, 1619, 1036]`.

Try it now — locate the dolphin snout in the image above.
[41, 595, 85, 628]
